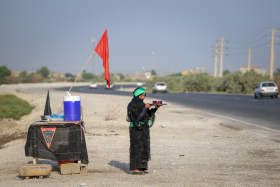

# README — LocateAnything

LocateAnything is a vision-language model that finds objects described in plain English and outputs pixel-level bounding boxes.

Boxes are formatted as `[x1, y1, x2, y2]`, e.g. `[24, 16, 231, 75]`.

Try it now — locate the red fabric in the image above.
[95, 28, 110, 87]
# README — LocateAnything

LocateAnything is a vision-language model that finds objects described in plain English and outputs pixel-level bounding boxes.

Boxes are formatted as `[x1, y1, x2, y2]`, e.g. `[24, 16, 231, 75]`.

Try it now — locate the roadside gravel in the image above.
[0, 83, 279, 186]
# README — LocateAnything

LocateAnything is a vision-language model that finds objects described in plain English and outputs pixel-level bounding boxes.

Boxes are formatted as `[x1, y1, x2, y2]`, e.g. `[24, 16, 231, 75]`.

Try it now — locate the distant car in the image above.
[254, 82, 278, 99]
[136, 82, 143, 87]
[152, 82, 167, 93]
[89, 82, 97, 89]
[105, 82, 114, 89]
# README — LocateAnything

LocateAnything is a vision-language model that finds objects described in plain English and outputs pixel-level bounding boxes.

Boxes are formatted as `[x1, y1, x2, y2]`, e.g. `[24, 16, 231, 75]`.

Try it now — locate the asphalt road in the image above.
[55, 83, 280, 131]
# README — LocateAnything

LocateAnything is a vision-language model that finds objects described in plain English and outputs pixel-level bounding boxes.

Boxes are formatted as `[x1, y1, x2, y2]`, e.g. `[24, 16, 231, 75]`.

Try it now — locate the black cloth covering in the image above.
[25, 122, 88, 164]
[127, 94, 157, 171]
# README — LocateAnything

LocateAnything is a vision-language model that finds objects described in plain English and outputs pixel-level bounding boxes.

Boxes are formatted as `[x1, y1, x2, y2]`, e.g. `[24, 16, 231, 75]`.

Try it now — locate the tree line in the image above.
[0, 66, 52, 84]
[0, 65, 124, 84]
[148, 69, 280, 94]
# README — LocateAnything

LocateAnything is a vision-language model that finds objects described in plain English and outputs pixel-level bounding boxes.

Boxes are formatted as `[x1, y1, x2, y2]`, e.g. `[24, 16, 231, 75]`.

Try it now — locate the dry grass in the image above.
[0, 131, 26, 148]
[104, 98, 121, 121]
[0, 121, 26, 148]
[0, 94, 34, 147]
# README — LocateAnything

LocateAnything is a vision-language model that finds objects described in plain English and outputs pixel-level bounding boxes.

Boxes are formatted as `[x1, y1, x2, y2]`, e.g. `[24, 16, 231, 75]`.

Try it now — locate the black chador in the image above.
[127, 88, 158, 172]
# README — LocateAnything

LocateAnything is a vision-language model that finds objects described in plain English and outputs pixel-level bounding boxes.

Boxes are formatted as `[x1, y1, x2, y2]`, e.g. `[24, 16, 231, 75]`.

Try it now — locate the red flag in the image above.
[95, 28, 110, 88]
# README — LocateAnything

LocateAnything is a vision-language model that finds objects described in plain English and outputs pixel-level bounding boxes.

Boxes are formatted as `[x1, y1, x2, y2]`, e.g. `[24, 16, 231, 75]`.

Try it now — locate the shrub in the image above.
[0, 65, 11, 84]
[182, 73, 213, 92]
[32, 74, 43, 83]
[82, 73, 97, 80]
[105, 99, 121, 121]
[147, 70, 272, 94]
[0, 94, 35, 120]
[36, 66, 50, 78]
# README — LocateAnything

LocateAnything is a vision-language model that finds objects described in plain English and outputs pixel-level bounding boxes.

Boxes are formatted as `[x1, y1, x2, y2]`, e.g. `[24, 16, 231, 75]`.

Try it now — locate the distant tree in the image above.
[65, 73, 74, 78]
[182, 73, 213, 92]
[36, 66, 50, 78]
[171, 73, 182, 77]
[0, 65, 11, 84]
[82, 73, 98, 80]
[32, 74, 43, 83]
[23, 73, 35, 83]
[17, 71, 27, 82]
[117, 73, 125, 80]
[223, 69, 231, 76]
[274, 68, 280, 77]
[151, 70, 157, 76]
[19, 71, 27, 78]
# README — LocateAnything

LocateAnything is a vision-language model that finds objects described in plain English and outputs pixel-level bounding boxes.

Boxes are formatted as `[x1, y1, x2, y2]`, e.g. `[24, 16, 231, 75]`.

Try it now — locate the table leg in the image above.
[33, 157, 39, 164]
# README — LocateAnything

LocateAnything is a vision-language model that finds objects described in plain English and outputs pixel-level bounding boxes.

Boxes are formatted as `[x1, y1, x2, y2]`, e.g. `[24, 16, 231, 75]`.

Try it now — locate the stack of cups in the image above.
[152, 100, 162, 105]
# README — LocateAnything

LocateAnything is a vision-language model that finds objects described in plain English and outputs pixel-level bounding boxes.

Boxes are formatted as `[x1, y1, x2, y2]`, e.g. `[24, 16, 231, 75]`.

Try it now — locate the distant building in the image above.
[193, 67, 206, 74]
[55, 72, 64, 79]
[181, 70, 193, 75]
[168, 69, 173, 75]
[111, 74, 120, 80]
[239, 66, 267, 76]
[181, 67, 206, 75]
[144, 71, 152, 79]
[11, 71, 20, 77]
[127, 71, 152, 80]
[11, 71, 36, 77]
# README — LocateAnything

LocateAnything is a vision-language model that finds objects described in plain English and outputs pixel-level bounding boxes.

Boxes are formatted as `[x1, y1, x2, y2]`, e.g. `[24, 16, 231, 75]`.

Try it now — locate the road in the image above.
[55, 83, 280, 131]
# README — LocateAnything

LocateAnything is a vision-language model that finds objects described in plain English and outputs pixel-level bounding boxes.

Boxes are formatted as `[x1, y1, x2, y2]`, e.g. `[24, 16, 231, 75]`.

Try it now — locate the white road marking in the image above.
[250, 100, 258, 102]
[205, 112, 280, 133]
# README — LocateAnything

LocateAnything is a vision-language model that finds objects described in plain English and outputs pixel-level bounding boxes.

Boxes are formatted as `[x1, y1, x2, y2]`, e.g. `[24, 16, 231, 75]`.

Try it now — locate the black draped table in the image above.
[25, 121, 88, 165]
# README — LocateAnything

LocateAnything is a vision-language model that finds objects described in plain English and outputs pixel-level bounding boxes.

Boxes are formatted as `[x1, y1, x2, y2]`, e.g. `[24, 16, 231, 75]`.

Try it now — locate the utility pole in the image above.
[92, 37, 96, 75]
[152, 51, 155, 70]
[270, 28, 275, 80]
[248, 48, 251, 72]
[220, 38, 223, 77]
[267, 26, 279, 80]
[216, 37, 228, 77]
[214, 44, 218, 77]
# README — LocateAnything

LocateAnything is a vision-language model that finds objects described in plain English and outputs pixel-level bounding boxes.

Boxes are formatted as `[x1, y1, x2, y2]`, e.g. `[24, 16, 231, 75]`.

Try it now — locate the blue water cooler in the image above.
[63, 96, 81, 121]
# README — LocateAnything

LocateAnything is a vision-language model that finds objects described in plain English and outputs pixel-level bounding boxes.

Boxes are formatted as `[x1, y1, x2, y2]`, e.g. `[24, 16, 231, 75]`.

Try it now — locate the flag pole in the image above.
[58, 50, 95, 112]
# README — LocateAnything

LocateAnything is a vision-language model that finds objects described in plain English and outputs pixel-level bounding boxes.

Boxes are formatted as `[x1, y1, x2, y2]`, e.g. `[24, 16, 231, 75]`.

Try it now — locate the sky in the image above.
[1, 0, 280, 76]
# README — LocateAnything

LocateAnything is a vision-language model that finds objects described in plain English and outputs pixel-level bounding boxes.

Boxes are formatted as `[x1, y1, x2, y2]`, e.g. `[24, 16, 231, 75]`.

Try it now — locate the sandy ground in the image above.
[0, 82, 280, 187]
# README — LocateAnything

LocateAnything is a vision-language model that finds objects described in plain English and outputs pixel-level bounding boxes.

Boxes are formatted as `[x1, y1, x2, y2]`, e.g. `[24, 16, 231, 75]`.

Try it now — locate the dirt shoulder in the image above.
[0, 83, 279, 186]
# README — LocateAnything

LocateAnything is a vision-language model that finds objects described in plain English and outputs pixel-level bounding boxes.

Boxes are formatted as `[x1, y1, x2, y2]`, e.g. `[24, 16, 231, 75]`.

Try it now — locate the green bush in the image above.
[0, 94, 35, 120]
[147, 70, 270, 94]
[36, 66, 50, 78]
[216, 70, 268, 94]
[182, 73, 213, 92]
[82, 73, 97, 80]
[0, 65, 11, 84]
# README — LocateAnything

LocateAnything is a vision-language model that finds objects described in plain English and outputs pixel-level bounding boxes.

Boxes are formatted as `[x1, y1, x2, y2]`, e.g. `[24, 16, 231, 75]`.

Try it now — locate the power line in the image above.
[229, 35, 266, 44]
[251, 47, 270, 54]
[226, 27, 267, 42]
[251, 43, 267, 50]
[228, 40, 267, 51]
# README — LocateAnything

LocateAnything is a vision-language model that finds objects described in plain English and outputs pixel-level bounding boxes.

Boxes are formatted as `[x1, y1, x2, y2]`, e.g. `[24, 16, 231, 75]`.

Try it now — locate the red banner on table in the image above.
[41, 127, 56, 148]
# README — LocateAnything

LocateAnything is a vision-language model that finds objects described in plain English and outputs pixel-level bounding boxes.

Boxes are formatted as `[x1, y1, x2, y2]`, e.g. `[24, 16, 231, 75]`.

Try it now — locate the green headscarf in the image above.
[133, 88, 146, 97]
